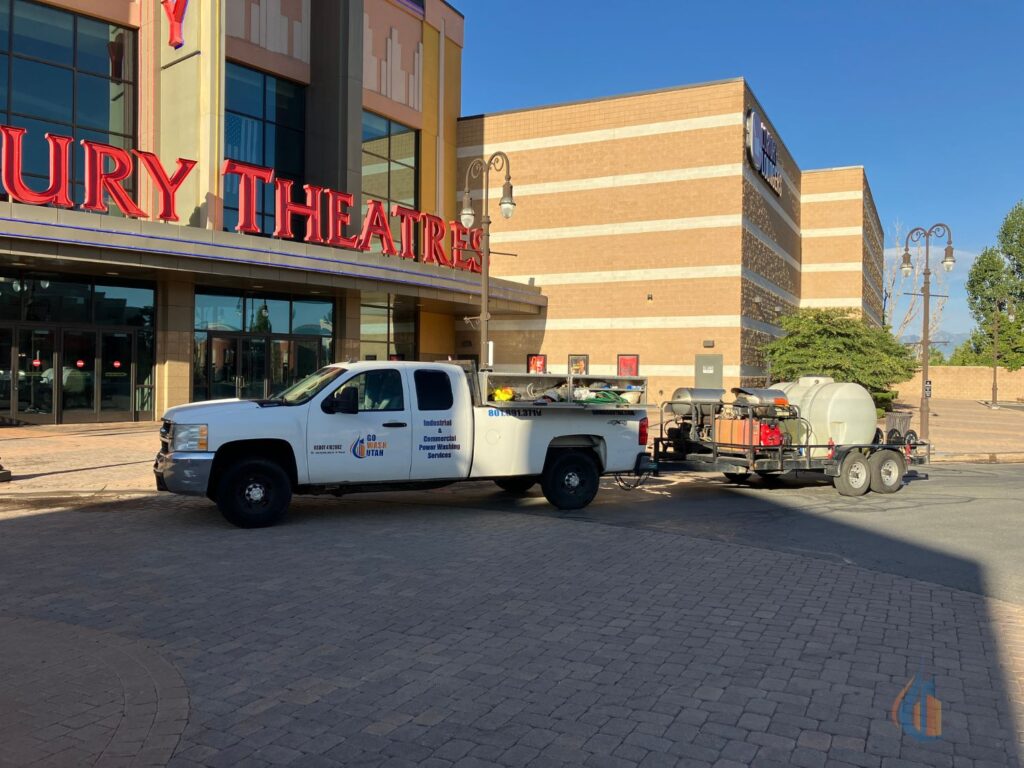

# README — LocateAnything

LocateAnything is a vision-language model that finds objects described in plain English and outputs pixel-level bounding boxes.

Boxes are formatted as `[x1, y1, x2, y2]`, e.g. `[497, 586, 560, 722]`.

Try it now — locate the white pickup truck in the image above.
[154, 361, 650, 527]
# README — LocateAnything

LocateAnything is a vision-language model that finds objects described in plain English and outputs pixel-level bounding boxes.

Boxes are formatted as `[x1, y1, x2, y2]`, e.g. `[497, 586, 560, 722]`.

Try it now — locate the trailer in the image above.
[649, 377, 926, 496]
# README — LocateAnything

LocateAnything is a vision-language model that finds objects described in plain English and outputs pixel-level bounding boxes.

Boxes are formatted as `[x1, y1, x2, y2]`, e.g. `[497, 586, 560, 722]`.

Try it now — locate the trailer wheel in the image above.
[904, 429, 920, 446]
[541, 451, 599, 510]
[886, 428, 903, 445]
[216, 459, 292, 528]
[869, 450, 906, 494]
[494, 476, 537, 494]
[723, 471, 751, 483]
[833, 453, 871, 497]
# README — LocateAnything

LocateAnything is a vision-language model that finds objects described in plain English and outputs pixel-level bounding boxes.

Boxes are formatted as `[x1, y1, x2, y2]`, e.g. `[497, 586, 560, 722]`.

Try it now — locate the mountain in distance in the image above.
[901, 330, 972, 350]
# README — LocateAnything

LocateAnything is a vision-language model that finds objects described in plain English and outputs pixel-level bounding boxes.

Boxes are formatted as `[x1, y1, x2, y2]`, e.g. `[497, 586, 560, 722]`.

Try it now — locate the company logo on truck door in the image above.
[351, 434, 387, 458]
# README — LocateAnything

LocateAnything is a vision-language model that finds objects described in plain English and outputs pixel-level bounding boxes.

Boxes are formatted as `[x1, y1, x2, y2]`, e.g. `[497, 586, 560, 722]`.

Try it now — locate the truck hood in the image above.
[162, 399, 263, 423]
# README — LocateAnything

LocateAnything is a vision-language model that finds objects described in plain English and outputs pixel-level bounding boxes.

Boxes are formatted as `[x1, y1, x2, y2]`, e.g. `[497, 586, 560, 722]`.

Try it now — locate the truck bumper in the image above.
[154, 451, 215, 496]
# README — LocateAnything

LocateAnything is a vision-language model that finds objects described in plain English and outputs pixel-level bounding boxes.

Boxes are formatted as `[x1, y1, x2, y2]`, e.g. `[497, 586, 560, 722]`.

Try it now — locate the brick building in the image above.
[0, 2, 881, 424]
[458, 79, 884, 398]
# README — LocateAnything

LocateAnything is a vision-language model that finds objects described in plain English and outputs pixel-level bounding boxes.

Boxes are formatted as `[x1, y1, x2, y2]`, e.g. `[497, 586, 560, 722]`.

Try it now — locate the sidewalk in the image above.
[895, 397, 1024, 462]
[0, 421, 160, 500]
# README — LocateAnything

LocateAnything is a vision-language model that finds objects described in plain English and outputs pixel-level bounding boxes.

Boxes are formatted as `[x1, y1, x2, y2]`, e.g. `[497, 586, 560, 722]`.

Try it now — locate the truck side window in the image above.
[414, 370, 454, 411]
[333, 369, 405, 411]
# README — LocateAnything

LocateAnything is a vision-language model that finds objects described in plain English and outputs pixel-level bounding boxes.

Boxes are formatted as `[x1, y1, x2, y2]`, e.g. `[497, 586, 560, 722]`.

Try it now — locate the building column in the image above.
[155, 276, 195, 415]
[336, 289, 361, 362]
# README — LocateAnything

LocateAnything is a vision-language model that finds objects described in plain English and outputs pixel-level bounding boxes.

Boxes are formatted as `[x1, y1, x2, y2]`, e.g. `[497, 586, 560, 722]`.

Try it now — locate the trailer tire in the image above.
[869, 450, 906, 494]
[904, 429, 920, 446]
[833, 452, 871, 497]
[541, 451, 599, 510]
[216, 458, 292, 528]
[723, 471, 751, 483]
[494, 476, 537, 494]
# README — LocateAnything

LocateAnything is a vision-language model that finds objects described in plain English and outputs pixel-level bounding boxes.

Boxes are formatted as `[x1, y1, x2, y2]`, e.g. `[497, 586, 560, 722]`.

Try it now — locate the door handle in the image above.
[382, 421, 407, 428]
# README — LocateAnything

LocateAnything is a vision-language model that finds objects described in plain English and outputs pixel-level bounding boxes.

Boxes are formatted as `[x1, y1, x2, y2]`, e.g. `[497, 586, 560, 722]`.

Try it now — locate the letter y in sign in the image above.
[161, 0, 189, 49]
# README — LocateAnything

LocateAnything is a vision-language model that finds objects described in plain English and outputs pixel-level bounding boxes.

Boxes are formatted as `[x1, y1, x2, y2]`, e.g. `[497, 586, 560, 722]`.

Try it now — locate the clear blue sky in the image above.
[455, 0, 1024, 337]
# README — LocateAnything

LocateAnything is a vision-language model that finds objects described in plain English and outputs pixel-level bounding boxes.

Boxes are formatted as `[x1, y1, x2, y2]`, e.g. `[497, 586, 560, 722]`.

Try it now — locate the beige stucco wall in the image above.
[897, 367, 1024, 402]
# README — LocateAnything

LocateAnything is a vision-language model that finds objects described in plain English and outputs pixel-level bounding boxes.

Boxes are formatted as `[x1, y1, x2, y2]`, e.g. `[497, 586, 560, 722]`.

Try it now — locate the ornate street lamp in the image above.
[460, 152, 515, 368]
[902, 223, 954, 446]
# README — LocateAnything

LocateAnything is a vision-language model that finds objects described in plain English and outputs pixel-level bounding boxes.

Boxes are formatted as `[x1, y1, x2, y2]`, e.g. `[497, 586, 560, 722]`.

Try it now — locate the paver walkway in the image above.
[0, 491, 1021, 767]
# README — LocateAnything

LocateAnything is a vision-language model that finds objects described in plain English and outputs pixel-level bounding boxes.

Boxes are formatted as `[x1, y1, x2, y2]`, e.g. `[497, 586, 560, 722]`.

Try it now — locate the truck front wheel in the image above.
[494, 476, 537, 494]
[541, 451, 599, 510]
[217, 459, 292, 528]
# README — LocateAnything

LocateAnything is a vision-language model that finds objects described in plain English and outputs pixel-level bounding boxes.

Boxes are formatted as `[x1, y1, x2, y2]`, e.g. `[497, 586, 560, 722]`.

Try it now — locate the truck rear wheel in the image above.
[833, 452, 871, 497]
[541, 451, 599, 510]
[869, 450, 906, 494]
[494, 476, 537, 494]
[217, 459, 292, 528]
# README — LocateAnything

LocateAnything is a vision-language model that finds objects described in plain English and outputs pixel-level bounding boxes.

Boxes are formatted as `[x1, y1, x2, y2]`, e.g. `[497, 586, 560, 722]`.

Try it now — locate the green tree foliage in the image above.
[764, 309, 917, 393]
[928, 347, 946, 365]
[999, 200, 1024, 280]
[961, 244, 1024, 371]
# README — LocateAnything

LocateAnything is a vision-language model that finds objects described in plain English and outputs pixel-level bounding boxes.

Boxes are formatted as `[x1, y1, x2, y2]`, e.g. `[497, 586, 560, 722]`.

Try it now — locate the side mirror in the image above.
[322, 386, 358, 415]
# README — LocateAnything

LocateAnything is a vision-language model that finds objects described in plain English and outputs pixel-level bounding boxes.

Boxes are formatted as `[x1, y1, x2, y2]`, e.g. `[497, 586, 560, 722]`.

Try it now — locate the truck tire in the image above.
[494, 476, 537, 494]
[833, 452, 871, 497]
[869, 450, 906, 494]
[216, 458, 292, 528]
[541, 451, 599, 510]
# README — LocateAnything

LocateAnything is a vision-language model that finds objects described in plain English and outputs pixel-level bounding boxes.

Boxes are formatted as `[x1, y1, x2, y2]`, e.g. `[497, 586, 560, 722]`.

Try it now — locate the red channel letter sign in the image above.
[161, 0, 189, 50]
[0, 124, 484, 273]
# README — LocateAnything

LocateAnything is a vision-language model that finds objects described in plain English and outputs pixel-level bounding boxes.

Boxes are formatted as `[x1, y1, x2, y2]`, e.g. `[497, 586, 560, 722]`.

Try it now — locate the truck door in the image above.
[306, 367, 413, 484]
[410, 367, 473, 480]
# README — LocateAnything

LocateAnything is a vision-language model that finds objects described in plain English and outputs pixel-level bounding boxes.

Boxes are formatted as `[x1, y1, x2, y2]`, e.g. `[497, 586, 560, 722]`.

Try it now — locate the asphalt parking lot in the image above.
[1, 463, 1023, 767]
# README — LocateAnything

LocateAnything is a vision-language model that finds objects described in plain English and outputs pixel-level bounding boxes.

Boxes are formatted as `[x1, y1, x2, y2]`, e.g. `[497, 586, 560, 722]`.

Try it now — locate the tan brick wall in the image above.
[458, 78, 880, 394]
[896, 367, 1024, 402]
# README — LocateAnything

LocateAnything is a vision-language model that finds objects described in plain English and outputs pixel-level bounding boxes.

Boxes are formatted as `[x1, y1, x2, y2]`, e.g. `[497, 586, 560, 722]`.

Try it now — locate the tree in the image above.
[962, 244, 1024, 371]
[928, 347, 946, 366]
[763, 309, 918, 395]
[884, 219, 948, 340]
[998, 200, 1024, 280]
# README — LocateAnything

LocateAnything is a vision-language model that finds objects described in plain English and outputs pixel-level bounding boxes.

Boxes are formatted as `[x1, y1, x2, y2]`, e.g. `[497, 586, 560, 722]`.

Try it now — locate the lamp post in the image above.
[901, 223, 954, 444]
[460, 152, 515, 369]
[991, 298, 1016, 409]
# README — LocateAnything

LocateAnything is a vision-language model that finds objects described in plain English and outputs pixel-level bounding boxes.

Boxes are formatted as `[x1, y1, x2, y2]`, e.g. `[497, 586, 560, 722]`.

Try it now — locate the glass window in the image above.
[75, 74, 132, 133]
[24, 278, 91, 323]
[361, 112, 418, 253]
[414, 370, 453, 411]
[292, 300, 333, 336]
[12, 0, 73, 65]
[3, 3, 136, 211]
[335, 369, 404, 412]
[94, 284, 154, 327]
[75, 18, 132, 80]
[0, 276, 21, 320]
[246, 297, 290, 333]
[11, 58, 73, 122]
[192, 332, 208, 401]
[360, 294, 417, 361]
[224, 62, 306, 235]
[195, 293, 243, 331]
[226, 62, 262, 117]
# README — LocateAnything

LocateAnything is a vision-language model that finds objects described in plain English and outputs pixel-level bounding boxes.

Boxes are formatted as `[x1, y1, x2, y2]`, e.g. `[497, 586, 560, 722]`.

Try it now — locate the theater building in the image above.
[458, 79, 884, 400]
[0, 3, 882, 425]
[0, 0, 542, 425]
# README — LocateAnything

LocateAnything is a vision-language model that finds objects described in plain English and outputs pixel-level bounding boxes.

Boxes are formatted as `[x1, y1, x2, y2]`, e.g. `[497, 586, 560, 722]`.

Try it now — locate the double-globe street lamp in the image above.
[460, 152, 516, 369]
[990, 298, 1017, 409]
[901, 223, 955, 444]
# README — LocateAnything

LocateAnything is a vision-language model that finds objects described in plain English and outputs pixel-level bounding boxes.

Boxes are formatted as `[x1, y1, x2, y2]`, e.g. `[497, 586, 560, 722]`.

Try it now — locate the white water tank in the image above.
[774, 376, 877, 456]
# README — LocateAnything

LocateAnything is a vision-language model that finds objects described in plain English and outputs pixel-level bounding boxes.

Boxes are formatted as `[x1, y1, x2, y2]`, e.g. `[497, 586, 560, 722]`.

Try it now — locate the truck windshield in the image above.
[270, 367, 346, 405]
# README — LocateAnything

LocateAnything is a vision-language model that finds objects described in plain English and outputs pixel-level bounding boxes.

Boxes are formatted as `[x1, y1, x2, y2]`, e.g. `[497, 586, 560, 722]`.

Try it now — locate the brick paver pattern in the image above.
[0, 490, 1020, 767]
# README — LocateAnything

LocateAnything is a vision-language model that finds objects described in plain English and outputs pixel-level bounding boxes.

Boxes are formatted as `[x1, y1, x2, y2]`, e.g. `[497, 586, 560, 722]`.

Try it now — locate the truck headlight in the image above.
[171, 424, 208, 452]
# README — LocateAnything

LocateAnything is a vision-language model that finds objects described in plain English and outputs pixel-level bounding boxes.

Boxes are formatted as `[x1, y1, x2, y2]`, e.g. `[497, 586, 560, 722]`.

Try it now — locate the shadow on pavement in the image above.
[0, 479, 1019, 767]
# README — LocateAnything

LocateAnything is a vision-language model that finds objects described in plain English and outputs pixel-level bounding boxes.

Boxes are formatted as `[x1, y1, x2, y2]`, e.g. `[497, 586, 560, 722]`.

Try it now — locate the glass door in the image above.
[17, 329, 56, 424]
[208, 334, 240, 400]
[240, 337, 268, 399]
[0, 328, 12, 422]
[60, 330, 98, 423]
[101, 331, 134, 421]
